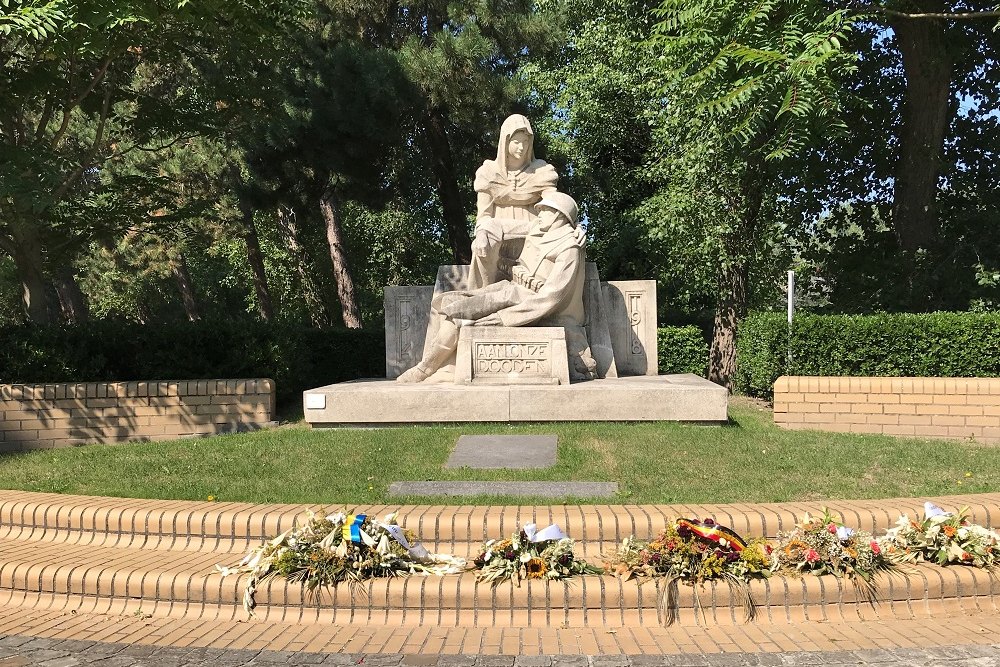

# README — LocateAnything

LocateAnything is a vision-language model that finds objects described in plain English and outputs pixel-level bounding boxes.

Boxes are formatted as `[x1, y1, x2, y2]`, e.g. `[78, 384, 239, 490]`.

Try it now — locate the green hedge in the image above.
[0, 321, 710, 407]
[657, 326, 708, 375]
[736, 312, 1000, 397]
[0, 320, 385, 410]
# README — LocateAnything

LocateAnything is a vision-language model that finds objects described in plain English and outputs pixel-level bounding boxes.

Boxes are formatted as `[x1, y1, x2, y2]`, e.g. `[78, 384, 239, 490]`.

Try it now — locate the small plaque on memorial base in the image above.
[455, 327, 570, 386]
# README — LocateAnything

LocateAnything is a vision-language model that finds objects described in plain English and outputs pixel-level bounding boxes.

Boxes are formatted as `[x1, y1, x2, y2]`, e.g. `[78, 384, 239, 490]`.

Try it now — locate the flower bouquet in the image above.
[471, 523, 601, 587]
[881, 502, 1000, 568]
[217, 511, 464, 615]
[772, 509, 896, 603]
[604, 518, 771, 624]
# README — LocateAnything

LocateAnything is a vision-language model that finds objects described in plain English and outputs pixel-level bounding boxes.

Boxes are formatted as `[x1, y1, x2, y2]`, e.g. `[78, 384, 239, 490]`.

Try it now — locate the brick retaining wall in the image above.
[773, 376, 1000, 443]
[0, 379, 275, 452]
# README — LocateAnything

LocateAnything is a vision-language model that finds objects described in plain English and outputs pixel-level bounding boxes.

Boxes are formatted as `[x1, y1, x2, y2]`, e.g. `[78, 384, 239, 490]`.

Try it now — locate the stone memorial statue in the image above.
[397, 192, 597, 384]
[469, 114, 559, 290]
[302, 115, 727, 424]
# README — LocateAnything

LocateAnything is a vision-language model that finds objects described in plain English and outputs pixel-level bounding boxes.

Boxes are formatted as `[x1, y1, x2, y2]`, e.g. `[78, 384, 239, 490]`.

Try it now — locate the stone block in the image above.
[384, 285, 434, 379]
[583, 262, 617, 379]
[454, 326, 569, 386]
[304, 374, 728, 425]
[445, 435, 557, 469]
[603, 279, 658, 376]
[508, 374, 728, 422]
[305, 380, 511, 424]
[387, 481, 619, 499]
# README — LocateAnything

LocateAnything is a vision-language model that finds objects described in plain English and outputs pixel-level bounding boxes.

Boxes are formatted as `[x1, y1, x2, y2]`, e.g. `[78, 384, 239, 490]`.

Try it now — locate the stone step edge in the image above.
[0, 549, 996, 627]
[2, 489, 998, 543]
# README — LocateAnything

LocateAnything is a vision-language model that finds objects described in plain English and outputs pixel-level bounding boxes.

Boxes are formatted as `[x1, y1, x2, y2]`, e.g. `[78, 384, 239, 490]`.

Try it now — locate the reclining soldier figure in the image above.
[397, 192, 597, 384]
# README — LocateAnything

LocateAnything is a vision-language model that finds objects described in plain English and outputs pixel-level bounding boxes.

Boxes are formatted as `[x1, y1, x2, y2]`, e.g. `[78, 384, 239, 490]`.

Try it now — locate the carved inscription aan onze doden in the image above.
[474, 341, 550, 375]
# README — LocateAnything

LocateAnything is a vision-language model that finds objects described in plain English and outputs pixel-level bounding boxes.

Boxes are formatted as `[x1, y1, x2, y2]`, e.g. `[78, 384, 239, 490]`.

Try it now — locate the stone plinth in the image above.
[384, 266, 659, 380]
[303, 374, 728, 426]
[384, 286, 433, 379]
[455, 326, 569, 386]
[603, 280, 658, 376]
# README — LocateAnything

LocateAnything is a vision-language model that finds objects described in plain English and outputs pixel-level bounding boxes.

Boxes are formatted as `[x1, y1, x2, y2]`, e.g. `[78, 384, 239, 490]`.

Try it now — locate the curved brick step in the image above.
[3, 490, 999, 545]
[0, 532, 997, 627]
[1, 490, 999, 629]
[239, 564, 1000, 627]
[1, 559, 996, 628]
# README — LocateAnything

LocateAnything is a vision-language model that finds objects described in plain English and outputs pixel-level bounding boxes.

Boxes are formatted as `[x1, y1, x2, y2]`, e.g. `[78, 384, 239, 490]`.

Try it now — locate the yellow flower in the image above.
[965, 472, 973, 478]
[207, 495, 216, 502]
[525, 558, 548, 579]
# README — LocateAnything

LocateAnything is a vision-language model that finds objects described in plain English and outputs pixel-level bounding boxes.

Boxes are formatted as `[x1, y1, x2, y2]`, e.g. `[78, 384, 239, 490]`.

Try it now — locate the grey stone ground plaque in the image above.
[445, 435, 557, 469]
[388, 481, 619, 499]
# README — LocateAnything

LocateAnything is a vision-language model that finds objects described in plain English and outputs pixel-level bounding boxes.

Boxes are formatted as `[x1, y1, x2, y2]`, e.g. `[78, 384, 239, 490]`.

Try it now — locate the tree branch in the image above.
[53, 88, 113, 203]
[883, 8, 1000, 19]
[850, 3, 1000, 20]
[34, 95, 56, 141]
[51, 52, 116, 149]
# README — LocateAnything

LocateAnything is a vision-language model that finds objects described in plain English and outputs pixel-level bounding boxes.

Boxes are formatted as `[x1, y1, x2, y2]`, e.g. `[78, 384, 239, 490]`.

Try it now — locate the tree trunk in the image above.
[7, 224, 52, 324]
[709, 261, 748, 390]
[171, 253, 201, 321]
[239, 202, 274, 322]
[890, 7, 952, 253]
[709, 158, 766, 391]
[276, 207, 332, 328]
[424, 109, 473, 264]
[53, 266, 89, 324]
[319, 189, 363, 329]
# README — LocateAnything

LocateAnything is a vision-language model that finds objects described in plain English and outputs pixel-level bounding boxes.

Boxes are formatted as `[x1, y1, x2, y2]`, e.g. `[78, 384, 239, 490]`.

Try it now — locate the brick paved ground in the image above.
[0, 635, 998, 667]
[2, 605, 1000, 659]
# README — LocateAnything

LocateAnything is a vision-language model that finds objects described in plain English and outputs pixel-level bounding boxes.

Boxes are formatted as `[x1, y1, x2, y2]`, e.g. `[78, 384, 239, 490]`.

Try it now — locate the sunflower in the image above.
[525, 558, 548, 579]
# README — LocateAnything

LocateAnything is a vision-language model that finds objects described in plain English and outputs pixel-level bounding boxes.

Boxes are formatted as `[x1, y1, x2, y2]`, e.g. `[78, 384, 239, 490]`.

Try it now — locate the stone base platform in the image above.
[303, 373, 728, 426]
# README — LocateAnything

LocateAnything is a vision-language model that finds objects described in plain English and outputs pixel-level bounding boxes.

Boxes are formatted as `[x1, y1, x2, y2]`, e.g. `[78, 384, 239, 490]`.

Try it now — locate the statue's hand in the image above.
[471, 232, 492, 258]
[473, 313, 503, 327]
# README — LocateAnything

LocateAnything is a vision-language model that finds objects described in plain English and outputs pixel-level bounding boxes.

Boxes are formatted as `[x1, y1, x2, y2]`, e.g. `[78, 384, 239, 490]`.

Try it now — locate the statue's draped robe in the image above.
[470, 114, 557, 290]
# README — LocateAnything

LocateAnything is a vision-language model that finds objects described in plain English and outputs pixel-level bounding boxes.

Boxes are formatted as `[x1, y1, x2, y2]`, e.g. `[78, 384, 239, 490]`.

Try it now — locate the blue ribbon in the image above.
[343, 514, 367, 543]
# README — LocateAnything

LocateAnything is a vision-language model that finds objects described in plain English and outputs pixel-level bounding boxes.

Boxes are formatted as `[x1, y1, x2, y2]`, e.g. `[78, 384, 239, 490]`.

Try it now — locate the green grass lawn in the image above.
[1, 399, 997, 505]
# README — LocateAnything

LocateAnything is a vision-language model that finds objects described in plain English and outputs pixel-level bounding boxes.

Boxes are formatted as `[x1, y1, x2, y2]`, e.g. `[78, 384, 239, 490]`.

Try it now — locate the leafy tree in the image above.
[332, 0, 564, 264]
[239, 36, 418, 328]
[0, 0, 305, 323]
[782, 16, 1000, 313]
[643, 0, 861, 387]
[854, 3, 1000, 254]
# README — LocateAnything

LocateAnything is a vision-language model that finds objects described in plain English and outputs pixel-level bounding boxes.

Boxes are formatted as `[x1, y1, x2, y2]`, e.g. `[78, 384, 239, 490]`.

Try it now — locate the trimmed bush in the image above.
[0, 320, 711, 399]
[0, 320, 385, 410]
[734, 313, 788, 397]
[657, 325, 708, 376]
[736, 311, 1000, 397]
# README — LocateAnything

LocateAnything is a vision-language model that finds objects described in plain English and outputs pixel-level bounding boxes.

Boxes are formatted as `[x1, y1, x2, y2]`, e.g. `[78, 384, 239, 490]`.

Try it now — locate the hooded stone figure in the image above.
[398, 192, 597, 384]
[469, 114, 559, 290]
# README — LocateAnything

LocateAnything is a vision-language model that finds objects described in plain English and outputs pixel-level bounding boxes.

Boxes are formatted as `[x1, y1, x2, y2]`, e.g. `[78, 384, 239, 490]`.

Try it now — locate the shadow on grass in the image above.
[277, 402, 305, 424]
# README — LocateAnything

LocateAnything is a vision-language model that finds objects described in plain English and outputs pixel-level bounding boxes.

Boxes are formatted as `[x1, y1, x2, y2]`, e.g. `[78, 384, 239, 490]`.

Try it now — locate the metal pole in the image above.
[787, 270, 795, 372]
[787, 270, 795, 325]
